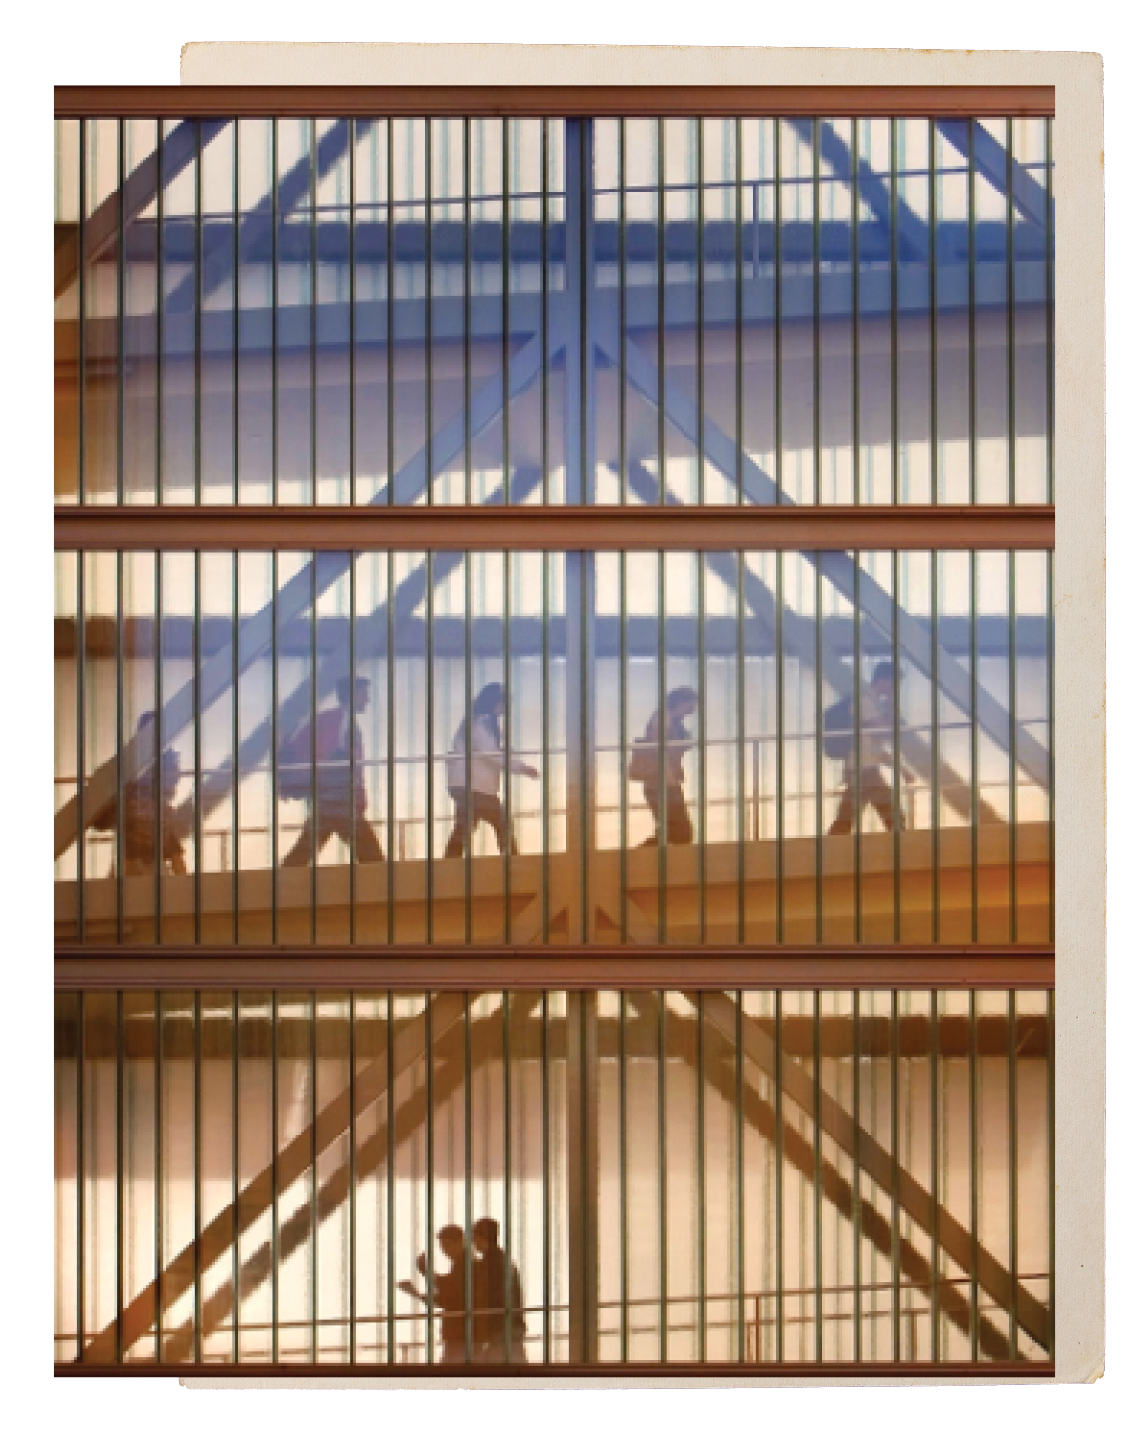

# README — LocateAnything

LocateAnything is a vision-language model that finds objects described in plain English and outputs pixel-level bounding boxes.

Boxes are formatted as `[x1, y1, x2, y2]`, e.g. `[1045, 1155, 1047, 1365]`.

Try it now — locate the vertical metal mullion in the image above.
[970, 553, 979, 943]
[853, 554, 862, 942]
[969, 988, 980, 1359]
[309, 554, 317, 946]
[813, 988, 823, 1363]
[812, 118, 821, 507]
[426, 556, 435, 943]
[851, 989, 861, 1362]
[310, 993, 318, 1361]
[735, 990, 745, 1362]
[658, 989, 667, 1362]
[619, 555, 628, 944]
[502, 118, 511, 506]
[193, 553, 202, 945]
[657, 551, 667, 944]
[930, 119, 939, 507]
[541, 990, 551, 1362]
[349, 116, 357, 510]
[503, 552, 512, 942]
[231, 991, 239, 1362]
[618, 989, 628, 1361]
[657, 117, 666, 507]
[386, 990, 395, 1364]
[735, 554, 746, 945]
[891, 991, 901, 1362]
[193, 991, 202, 1364]
[348, 991, 357, 1364]
[929, 989, 939, 1361]
[735, 119, 743, 506]
[890, 118, 899, 506]
[115, 991, 124, 1363]
[76, 553, 85, 945]
[76, 993, 85, 1360]
[231, 553, 239, 943]
[697, 117, 705, 508]
[155, 991, 163, 1361]
[463, 998, 473, 1362]
[425, 119, 432, 508]
[503, 992, 512, 1361]
[271, 552, 279, 944]
[464, 118, 472, 506]
[310, 117, 317, 510]
[697, 989, 707, 1363]
[1008, 988, 1019, 1359]
[1046, 118, 1055, 505]
[774, 988, 784, 1362]
[541, 553, 550, 942]
[348, 554, 357, 940]
[271, 118, 279, 508]
[1009, 552, 1019, 942]
[232, 122, 239, 508]
[775, 554, 785, 942]
[815, 551, 823, 943]
[540, 119, 550, 506]
[968, 119, 978, 511]
[1048, 991, 1054, 1358]
[271, 990, 279, 1361]
[931, 552, 940, 944]
[116, 121, 123, 510]
[424, 991, 434, 1363]
[851, 118, 860, 507]
[385, 553, 395, 944]
[774, 117, 782, 510]
[697, 552, 707, 943]
[194, 119, 203, 509]
[619, 118, 627, 506]
[155, 554, 163, 943]
[893, 555, 902, 943]
[1007, 117, 1016, 506]
[77, 119, 87, 504]
[463, 551, 472, 942]
[115, 553, 124, 945]
[386, 117, 395, 515]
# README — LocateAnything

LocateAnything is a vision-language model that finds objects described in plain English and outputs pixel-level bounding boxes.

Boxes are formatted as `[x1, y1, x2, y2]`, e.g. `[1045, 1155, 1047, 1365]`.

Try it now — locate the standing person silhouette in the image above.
[280, 675, 385, 867]
[473, 1216, 526, 1363]
[122, 711, 188, 876]
[826, 661, 909, 835]
[399, 1224, 469, 1364]
[444, 682, 538, 858]
[629, 686, 699, 847]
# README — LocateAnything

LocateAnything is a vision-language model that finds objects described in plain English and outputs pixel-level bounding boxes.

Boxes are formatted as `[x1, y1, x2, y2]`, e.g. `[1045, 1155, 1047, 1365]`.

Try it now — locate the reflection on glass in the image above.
[55, 119, 81, 505]
[201, 122, 237, 502]
[123, 120, 158, 505]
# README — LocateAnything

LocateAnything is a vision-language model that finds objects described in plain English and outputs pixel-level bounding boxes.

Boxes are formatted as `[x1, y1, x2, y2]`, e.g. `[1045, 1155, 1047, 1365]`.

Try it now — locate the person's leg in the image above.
[476, 793, 516, 855]
[639, 782, 660, 846]
[828, 778, 857, 836]
[666, 784, 693, 844]
[351, 810, 385, 862]
[865, 771, 901, 831]
[283, 807, 320, 867]
[444, 789, 471, 857]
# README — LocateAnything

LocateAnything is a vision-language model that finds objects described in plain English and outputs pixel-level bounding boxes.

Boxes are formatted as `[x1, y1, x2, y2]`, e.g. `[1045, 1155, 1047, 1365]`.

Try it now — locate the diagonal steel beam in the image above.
[606, 330, 1049, 793]
[55, 120, 230, 300]
[788, 117, 930, 263]
[623, 457, 996, 824]
[55, 335, 549, 860]
[693, 992, 1049, 1352]
[938, 119, 1051, 231]
[81, 991, 472, 1364]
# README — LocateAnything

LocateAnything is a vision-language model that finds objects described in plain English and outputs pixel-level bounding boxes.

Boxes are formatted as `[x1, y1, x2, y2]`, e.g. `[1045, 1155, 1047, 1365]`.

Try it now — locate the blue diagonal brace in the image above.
[938, 119, 1051, 229]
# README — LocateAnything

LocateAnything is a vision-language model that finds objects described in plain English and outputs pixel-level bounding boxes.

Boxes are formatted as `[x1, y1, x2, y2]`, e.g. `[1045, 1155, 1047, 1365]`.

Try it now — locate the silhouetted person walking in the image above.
[826, 661, 907, 835]
[280, 675, 385, 867]
[444, 682, 538, 857]
[473, 1216, 526, 1363]
[399, 1224, 469, 1364]
[629, 686, 698, 847]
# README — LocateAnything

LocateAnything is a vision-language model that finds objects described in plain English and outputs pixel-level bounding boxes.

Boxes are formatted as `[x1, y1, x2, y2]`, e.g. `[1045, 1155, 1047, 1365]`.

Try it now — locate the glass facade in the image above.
[54, 102, 1054, 1373]
[55, 986, 1052, 1365]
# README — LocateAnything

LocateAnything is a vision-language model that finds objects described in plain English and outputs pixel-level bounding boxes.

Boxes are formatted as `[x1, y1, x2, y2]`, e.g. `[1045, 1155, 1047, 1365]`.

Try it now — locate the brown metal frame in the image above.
[54, 505, 1055, 553]
[55, 945, 1054, 992]
[54, 86, 1055, 119]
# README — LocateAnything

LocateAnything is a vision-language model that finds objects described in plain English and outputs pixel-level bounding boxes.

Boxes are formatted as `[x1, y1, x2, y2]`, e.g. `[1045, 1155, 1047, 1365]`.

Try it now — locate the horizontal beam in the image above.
[54, 505, 1055, 552]
[54, 946, 1055, 992]
[55, 1361, 1054, 1378]
[54, 86, 1055, 119]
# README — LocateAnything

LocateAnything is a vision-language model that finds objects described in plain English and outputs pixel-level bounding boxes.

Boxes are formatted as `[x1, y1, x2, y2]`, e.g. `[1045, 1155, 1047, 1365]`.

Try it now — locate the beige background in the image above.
[181, 42, 1106, 1389]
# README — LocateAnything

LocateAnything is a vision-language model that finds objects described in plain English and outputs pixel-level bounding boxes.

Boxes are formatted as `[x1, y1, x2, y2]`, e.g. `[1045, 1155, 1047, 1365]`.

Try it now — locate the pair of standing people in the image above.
[400, 1218, 527, 1364]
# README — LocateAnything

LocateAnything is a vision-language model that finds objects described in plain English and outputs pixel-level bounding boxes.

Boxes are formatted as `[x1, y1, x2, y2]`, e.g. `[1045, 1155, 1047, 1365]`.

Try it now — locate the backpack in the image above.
[627, 738, 658, 785]
[277, 728, 311, 801]
[823, 695, 854, 761]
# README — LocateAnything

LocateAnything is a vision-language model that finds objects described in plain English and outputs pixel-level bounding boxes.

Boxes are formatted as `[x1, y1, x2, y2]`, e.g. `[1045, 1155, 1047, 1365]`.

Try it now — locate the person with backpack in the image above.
[629, 685, 699, 847]
[280, 674, 385, 866]
[824, 661, 907, 835]
[444, 682, 539, 857]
